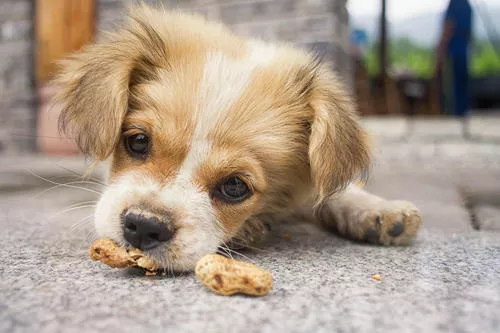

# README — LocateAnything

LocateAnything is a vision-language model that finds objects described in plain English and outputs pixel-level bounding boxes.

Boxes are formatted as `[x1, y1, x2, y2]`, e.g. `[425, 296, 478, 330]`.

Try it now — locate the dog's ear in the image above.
[53, 7, 166, 160]
[54, 44, 132, 160]
[307, 63, 371, 207]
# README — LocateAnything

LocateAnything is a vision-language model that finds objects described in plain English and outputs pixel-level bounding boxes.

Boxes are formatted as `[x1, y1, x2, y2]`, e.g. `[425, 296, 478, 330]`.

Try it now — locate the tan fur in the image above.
[193, 147, 266, 237]
[307, 65, 372, 207]
[54, 4, 421, 271]
[54, 4, 244, 160]
[318, 185, 422, 245]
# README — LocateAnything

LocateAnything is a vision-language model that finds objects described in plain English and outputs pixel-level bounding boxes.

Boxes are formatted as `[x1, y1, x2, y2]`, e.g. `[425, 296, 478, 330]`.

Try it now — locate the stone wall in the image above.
[0, 0, 35, 153]
[101, 0, 352, 79]
[0, 0, 351, 154]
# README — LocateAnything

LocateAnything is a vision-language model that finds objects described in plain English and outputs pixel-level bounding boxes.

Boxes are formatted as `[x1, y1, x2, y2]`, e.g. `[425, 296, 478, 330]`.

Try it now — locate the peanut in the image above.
[195, 254, 272, 296]
[89, 238, 158, 271]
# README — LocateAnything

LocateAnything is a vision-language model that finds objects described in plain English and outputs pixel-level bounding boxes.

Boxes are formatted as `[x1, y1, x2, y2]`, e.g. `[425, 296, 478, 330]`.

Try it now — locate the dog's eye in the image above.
[125, 133, 149, 158]
[215, 176, 251, 203]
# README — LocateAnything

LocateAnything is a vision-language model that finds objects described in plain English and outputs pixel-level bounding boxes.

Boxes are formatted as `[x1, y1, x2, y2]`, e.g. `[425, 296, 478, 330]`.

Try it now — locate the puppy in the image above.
[54, 4, 422, 271]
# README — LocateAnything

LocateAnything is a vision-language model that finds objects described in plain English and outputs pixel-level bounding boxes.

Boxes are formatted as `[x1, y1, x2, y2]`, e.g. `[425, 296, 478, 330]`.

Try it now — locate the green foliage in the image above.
[364, 45, 380, 76]
[391, 38, 434, 78]
[470, 40, 500, 76]
[363, 38, 500, 78]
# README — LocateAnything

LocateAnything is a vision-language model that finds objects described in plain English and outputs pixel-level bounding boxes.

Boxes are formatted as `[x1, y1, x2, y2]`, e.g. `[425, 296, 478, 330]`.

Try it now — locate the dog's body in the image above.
[55, 5, 421, 271]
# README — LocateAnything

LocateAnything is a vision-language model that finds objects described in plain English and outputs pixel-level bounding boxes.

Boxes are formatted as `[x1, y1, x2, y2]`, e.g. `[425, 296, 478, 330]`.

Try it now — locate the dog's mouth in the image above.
[90, 238, 182, 275]
[113, 234, 222, 272]
[95, 189, 225, 272]
[123, 240, 172, 268]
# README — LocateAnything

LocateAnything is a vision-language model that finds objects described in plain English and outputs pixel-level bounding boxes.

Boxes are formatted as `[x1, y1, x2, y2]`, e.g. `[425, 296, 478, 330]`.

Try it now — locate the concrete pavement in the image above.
[361, 113, 500, 142]
[1, 121, 500, 333]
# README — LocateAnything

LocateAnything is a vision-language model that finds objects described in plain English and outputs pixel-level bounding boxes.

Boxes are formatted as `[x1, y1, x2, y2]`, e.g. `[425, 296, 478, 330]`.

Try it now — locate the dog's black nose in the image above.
[123, 213, 173, 250]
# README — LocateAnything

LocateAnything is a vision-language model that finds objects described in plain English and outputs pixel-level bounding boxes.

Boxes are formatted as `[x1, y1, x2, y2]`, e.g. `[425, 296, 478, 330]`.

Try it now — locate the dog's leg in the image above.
[318, 185, 422, 245]
[227, 216, 271, 250]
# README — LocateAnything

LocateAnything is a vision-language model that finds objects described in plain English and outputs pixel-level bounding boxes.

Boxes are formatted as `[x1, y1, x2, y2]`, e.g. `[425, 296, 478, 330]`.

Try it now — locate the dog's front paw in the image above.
[227, 217, 271, 250]
[355, 201, 422, 245]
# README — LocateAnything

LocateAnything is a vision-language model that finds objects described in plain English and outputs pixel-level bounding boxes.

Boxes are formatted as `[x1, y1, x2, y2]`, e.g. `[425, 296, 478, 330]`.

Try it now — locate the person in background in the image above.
[435, 0, 473, 138]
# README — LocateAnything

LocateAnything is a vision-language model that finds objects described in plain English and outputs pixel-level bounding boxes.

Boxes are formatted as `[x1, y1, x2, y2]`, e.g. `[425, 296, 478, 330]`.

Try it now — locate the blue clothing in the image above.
[351, 29, 368, 48]
[441, 0, 473, 117]
[442, 55, 470, 117]
[444, 0, 472, 57]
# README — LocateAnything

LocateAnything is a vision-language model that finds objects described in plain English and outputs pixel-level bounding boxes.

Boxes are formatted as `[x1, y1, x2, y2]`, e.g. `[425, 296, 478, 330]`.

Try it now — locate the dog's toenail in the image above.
[365, 228, 380, 243]
[388, 223, 405, 237]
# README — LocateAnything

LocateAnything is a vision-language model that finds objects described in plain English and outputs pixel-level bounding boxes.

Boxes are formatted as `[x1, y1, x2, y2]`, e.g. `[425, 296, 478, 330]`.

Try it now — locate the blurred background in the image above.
[1, 3, 500, 331]
[0, 0, 499, 155]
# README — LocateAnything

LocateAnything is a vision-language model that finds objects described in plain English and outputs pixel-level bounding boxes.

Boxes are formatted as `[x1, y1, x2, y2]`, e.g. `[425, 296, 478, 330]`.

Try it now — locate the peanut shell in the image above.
[195, 254, 272, 296]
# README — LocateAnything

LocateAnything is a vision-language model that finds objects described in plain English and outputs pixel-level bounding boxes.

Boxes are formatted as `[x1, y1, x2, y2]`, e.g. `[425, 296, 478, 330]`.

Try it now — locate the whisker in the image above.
[32, 182, 103, 199]
[164, 250, 176, 278]
[26, 169, 103, 195]
[85, 229, 97, 243]
[11, 133, 76, 139]
[227, 239, 272, 254]
[54, 164, 106, 186]
[170, 261, 176, 279]
[47, 204, 96, 221]
[215, 233, 257, 262]
[225, 246, 254, 262]
[211, 220, 270, 255]
[67, 200, 98, 208]
[217, 244, 233, 260]
[70, 215, 94, 232]
[211, 222, 261, 261]
[222, 242, 236, 260]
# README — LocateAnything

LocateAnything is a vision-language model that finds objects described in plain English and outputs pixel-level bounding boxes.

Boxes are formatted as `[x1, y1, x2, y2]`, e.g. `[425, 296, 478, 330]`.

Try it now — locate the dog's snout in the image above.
[123, 213, 173, 250]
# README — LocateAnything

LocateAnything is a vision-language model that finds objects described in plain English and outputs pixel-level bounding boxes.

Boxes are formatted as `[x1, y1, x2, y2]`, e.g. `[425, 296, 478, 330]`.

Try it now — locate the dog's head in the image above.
[55, 5, 370, 271]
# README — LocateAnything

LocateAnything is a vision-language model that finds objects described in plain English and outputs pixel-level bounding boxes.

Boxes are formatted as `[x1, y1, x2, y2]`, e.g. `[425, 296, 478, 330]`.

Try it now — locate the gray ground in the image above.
[1, 117, 500, 333]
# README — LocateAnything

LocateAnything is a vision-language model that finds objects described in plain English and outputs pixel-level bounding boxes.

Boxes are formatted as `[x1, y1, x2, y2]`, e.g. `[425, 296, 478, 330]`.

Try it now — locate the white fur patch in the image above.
[94, 172, 161, 244]
[159, 173, 222, 270]
[183, 40, 277, 176]
[247, 39, 277, 67]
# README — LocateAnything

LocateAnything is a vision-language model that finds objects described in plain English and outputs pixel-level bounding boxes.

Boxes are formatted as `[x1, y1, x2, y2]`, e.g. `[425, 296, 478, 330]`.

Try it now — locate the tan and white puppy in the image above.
[54, 4, 422, 271]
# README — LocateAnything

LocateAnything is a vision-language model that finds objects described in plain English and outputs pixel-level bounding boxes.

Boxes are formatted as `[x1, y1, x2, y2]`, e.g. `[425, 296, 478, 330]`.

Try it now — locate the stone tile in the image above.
[456, 168, 500, 231]
[366, 168, 473, 233]
[469, 114, 500, 140]
[1, 149, 500, 333]
[437, 142, 500, 160]
[407, 118, 464, 140]
[1, 20, 32, 42]
[361, 115, 500, 144]
[0, 0, 31, 22]
[361, 116, 408, 139]
[1, 187, 499, 333]
[475, 205, 500, 231]
[0, 39, 31, 58]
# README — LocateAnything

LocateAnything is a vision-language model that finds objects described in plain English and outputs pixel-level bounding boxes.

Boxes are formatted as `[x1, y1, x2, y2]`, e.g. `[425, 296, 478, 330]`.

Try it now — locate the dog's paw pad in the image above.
[387, 222, 405, 237]
[359, 201, 422, 246]
[364, 227, 381, 243]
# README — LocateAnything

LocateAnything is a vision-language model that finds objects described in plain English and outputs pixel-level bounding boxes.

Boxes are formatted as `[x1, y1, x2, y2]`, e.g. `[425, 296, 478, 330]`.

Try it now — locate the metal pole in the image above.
[379, 0, 387, 77]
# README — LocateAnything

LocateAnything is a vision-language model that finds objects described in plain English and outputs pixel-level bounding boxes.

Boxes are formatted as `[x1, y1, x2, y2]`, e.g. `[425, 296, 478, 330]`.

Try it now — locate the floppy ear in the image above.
[54, 44, 132, 160]
[53, 7, 167, 160]
[307, 63, 371, 207]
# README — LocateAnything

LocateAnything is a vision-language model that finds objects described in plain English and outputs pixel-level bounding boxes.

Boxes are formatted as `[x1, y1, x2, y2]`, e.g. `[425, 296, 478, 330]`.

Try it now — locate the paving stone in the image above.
[469, 114, 500, 140]
[1, 185, 499, 333]
[1, 150, 500, 333]
[366, 167, 473, 233]
[361, 116, 408, 139]
[475, 205, 500, 231]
